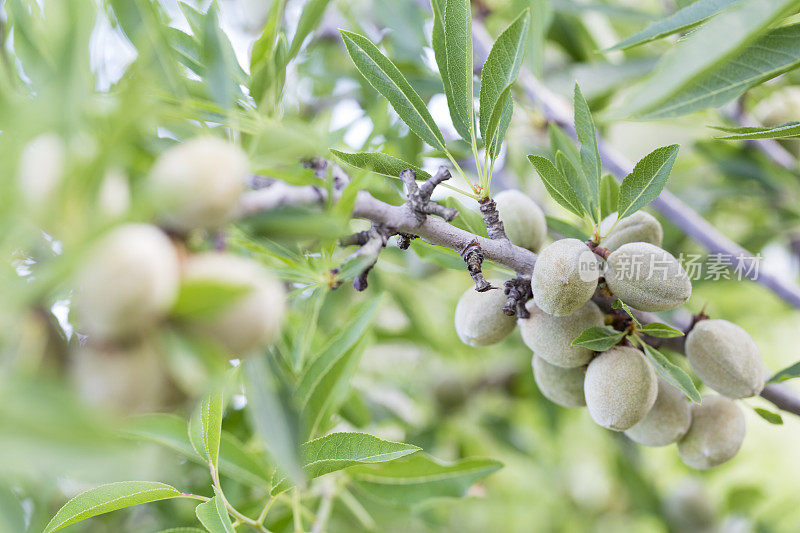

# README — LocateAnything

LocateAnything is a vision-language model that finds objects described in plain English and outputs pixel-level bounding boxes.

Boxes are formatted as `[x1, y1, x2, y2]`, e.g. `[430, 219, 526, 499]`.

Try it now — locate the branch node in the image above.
[396, 233, 418, 250]
[585, 240, 611, 260]
[401, 167, 458, 224]
[503, 276, 533, 317]
[478, 196, 508, 241]
[460, 239, 493, 292]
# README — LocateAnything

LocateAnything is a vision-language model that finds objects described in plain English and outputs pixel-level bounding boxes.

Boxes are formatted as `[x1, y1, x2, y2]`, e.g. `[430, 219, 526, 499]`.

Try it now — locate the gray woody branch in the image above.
[470, 23, 800, 310]
[238, 173, 800, 416]
[592, 293, 800, 417]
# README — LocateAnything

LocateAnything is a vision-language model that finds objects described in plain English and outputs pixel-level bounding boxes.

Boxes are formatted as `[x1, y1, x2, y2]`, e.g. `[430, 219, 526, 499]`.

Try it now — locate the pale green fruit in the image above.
[624, 377, 691, 446]
[518, 300, 604, 368]
[148, 136, 249, 232]
[663, 480, 716, 533]
[532, 355, 586, 408]
[686, 319, 764, 399]
[69, 339, 169, 415]
[531, 239, 600, 317]
[454, 280, 516, 346]
[494, 189, 547, 252]
[17, 132, 65, 205]
[75, 224, 179, 340]
[599, 211, 663, 252]
[182, 252, 287, 354]
[604, 242, 691, 312]
[677, 395, 745, 469]
[584, 346, 657, 431]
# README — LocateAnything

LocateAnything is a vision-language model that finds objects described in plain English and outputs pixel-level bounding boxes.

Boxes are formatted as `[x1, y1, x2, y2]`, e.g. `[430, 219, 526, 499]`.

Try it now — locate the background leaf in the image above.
[350, 454, 502, 506]
[44, 482, 184, 532]
[623, 0, 800, 118]
[608, 0, 742, 51]
[713, 121, 800, 140]
[288, 0, 332, 59]
[302, 432, 421, 479]
[599, 174, 619, 219]
[754, 407, 784, 425]
[768, 361, 800, 383]
[636, 24, 800, 119]
[171, 280, 250, 319]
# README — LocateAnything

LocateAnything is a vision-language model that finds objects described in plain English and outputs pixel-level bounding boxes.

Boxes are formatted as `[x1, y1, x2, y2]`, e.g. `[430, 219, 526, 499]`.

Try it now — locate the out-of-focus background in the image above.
[2, 0, 800, 531]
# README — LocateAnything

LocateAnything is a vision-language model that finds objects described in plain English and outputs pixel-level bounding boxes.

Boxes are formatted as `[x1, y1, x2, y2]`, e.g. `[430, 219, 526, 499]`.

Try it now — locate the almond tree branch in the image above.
[471, 23, 800, 310]
[592, 292, 800, 417]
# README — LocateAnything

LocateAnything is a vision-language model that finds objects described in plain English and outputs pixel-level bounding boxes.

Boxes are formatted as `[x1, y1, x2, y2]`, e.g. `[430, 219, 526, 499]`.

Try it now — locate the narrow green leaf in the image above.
[444, 0, 476, 142]
[617, 145, 679, 220]
[124, 414, 272, 488]
[640, 322, 684, 338]
[713, 121, 800, 140]
[156, 528, 206, 533]
[599, 174, 619, 219]
[753, 407, 784, 425]
[0, 484, 25, 533]
[484, 87, 513, 158]
[624, 0, 800, 118]
[527, 155, 585, 218]
[330, 149, 431, 180]
[44, 482, 183, 532]
[302, 432, 421, 479]
[479, 10, 530, 142]
[556, 151, 592, 217]
[201, 392, 224, 469]
[195, 490, 234, 533]
[350, 454, 502, 505]
[340, 30, 446, 151]
[573, 84, 601, 219]
[545, 216, 591, 241]
[607, 0, 742, 51]
[171, 279, 250, 319]
[638, 24, 800, 119]
[768, 361, 800, 383]
[611, 298, 642, 328]
[642, 344, 702, 403]
[571, 326, 627, 351]
[288, 0, 331, 59]
[244, 358, 305, 486]
[431, 0, 471, 140]
[549, 123, 581, 171]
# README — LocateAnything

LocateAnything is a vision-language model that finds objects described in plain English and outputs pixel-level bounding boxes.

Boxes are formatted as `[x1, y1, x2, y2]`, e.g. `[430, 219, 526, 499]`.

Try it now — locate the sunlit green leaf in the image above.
[571, 326, 627, 351]
[330, 149, 431, 180]
[642, 344, 701, 403]
[340, 30, 446, 151]
[444, 0, 476, 144]
[617, 145, 679, 219]
[713, 121, 800, 140]
[527, 155, 586, 218]
[44, 482, 184, 532]
[195, 489, 234, 533]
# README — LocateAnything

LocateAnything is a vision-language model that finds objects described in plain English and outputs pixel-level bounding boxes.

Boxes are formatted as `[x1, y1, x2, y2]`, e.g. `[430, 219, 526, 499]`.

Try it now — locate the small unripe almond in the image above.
[148, 136, 249, 232]
[69, 339, 170, 415]
[604, 242, 691, 312]
[532, 355, 586, 408]
[182, 252, 287, 355]
[18, 132, 66, 205]
[677, 395, 745, 469]
[599, 211, 663, 252]
[624, 377, 691, 446]
[494, 189, 547, 252]
[454, 280, 516, 346]
[686, 319, 764, 398]
[531, 239, 600, 317]
[584, 346, 657, 431]
[74, 224, 179, 340]
[518, 300, 604, 368]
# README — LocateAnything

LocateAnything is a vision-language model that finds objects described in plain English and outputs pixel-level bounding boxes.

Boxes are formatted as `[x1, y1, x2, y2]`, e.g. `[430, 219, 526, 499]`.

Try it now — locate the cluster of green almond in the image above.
[17, 135, 287, 412]
[454, 190, 764, 469]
